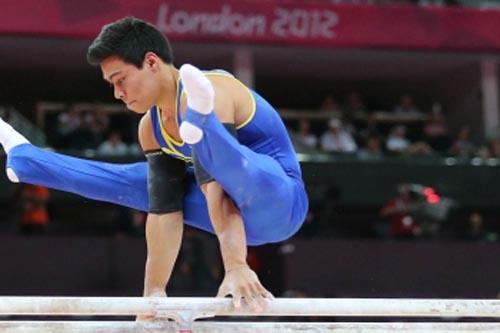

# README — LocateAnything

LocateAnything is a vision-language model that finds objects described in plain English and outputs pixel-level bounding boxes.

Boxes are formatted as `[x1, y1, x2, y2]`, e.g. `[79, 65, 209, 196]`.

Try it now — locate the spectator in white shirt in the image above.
[320, 118, 358, 153]
[386, 125, 410, 154]
[295, 118, 318, 149]
[97, 131, 129, 156]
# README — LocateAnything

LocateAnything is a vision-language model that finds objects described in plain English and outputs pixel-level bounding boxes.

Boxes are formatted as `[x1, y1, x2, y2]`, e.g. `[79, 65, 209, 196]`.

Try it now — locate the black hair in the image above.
[87, 17, 173, 67]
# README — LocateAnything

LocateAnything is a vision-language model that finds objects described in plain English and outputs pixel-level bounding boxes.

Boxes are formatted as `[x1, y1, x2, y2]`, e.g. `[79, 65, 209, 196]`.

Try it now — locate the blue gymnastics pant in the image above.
[6, 144, 216, 239]
[184, 107, 308, 244]
[7, 143, 306, 245]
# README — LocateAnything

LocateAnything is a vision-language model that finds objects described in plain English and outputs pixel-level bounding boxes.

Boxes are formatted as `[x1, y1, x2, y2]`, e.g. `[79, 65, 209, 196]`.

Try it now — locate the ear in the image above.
[144, 52, 159, 71]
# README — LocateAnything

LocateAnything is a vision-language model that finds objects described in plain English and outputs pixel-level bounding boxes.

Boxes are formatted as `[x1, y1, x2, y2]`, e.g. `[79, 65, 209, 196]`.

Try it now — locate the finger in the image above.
[238, 285, 251, 299]
[233, 293, 242, 309]
[264, 290, 275, 299]
[241, 286, 262, 312]
[252, 281, 272, 299]
[252, 293, 268, 312]
[250, 290, 268, 311]
[248, 283, 266, 311]
[255, 285, 274, 310]
[249, 282, 262, 296]
[249, 296, 264, 313]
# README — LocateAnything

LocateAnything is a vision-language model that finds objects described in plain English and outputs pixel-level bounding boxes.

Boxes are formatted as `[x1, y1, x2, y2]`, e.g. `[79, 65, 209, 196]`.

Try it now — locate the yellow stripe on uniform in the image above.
[156, 107, 191, 162]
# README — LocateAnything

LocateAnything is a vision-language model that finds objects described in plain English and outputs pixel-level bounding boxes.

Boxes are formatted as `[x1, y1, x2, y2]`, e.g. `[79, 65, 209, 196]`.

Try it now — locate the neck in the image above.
[157, 65, 179, 115]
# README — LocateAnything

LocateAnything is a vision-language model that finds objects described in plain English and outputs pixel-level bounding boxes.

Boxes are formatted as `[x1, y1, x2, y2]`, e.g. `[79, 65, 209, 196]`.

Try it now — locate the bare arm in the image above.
[138, 113, 184, 297]
[200, 87, 247, 272]
[143, 212, 183, 296]
[195, 82, 272, 310]
[202, 182, 272, 311]
[203, 182, 247, 272]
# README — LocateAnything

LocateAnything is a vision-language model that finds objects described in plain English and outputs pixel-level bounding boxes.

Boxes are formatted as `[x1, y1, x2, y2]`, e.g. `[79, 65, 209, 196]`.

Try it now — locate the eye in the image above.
[117, 77, 125, 85]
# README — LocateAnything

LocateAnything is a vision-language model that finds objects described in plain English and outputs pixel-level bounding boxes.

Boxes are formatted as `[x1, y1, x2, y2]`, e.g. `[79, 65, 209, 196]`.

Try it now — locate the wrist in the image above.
[225, 263, 249, 273]
[224, 257, 249, 272]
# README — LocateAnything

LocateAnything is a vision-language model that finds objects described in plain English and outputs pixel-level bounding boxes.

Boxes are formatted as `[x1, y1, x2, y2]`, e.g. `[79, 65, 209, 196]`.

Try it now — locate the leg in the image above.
[7, 144, 215, 235]
[0, 117, 150, 210]
[179, 65, 304, 244]
[7, 144, 149, 211]
[0, 117, 229, 242]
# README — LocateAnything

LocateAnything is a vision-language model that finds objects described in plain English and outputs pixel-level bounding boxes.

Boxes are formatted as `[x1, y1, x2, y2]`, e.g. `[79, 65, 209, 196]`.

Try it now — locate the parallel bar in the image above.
[1, 321, 500, 333]
[0, 297, 500, 317]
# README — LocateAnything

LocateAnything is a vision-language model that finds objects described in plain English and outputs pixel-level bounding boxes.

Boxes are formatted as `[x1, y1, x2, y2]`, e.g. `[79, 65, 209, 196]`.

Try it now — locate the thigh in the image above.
[235, 153, 301, 245]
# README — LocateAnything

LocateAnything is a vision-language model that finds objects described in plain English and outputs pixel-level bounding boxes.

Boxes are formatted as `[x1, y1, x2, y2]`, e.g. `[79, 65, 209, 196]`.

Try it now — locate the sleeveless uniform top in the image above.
[150, 70, 302, 181]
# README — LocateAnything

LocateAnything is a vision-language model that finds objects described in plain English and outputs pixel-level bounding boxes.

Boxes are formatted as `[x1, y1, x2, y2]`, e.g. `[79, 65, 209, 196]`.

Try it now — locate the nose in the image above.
[114, 86, 124, 100]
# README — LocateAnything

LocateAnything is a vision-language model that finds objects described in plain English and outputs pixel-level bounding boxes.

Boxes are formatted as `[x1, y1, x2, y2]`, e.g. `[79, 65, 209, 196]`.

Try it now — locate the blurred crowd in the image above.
[49, 105, 141, 156]
[39, 92, 500, 162]
[289, 93, 500, 161]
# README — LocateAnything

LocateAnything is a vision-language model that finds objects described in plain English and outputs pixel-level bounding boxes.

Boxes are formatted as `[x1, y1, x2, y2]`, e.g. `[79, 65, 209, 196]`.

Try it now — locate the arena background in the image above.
[2, 0, 500, 300]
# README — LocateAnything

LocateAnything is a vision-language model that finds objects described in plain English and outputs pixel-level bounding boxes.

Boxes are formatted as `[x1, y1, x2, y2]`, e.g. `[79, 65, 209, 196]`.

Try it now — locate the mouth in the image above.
[126, 100, 137, 107]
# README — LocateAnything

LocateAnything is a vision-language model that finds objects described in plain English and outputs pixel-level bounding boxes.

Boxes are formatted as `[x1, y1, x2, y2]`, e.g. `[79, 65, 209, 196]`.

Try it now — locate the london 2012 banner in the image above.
[1, 0, 500, 51]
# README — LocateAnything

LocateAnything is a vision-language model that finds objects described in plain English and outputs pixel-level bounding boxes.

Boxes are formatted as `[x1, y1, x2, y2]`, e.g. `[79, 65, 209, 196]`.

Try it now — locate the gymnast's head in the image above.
[87, 17, 175, 114]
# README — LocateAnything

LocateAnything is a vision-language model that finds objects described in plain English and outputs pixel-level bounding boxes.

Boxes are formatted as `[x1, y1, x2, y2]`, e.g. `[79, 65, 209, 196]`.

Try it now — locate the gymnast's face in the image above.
[100, 54, 162, 114]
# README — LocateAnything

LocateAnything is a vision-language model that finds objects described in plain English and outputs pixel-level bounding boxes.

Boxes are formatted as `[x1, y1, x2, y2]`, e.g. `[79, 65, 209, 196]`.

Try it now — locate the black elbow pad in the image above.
[145, 150, 186, 214]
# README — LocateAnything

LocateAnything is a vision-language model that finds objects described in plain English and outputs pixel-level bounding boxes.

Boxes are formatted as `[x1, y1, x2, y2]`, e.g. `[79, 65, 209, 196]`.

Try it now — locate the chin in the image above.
[127, 104, 149, 114]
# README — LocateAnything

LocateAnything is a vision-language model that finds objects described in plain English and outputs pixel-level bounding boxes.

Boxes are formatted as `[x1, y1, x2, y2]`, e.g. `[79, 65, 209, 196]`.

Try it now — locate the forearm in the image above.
[216, 202, 248, 271]
[143, 212, 183, 296]
[205, 183, 248, 271]
[206, 184, 274, 308]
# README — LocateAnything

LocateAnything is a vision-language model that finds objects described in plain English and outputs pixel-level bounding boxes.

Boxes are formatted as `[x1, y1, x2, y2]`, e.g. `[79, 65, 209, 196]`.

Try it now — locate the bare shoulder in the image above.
[207, 74, 241, 100]
[178, 73, 251, 125]
[207, 75, 250, 124]
[178, 76, 235, 123]
[138, 112, 160, 151]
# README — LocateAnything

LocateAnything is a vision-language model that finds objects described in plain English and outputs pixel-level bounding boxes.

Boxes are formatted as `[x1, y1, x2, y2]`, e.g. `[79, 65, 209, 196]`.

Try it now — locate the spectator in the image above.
[386, 125, 410, 154]
[489, 138, 500, 158]
[18, 184, 50, 235]
[320, 94, 342, 115]
[97, 131, 129, 156]
[448, 126, 476, 157]
[89, 107, 110, 143]
[357, 113, 381, 145]
[57, 107, 81, 136]
[380, 184, 422, 238]
[320, 118, 358, 153]
[67, 111, 100, 150]
[294, 118, 318, 150]
[128, 142, 143, 155]
[423, 107, 452, 153]
[393, 94, 424, 118]
[344, 91, 367, 120]
[56, 107, 82, 148]
[462, 212, 487, 242]
[358, 136, 383, 160]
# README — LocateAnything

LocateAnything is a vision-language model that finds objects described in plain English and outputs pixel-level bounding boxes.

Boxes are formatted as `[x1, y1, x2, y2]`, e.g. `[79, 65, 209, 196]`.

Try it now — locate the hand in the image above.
[216, 265, 274, 312]
[136, 289, 167, 321]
